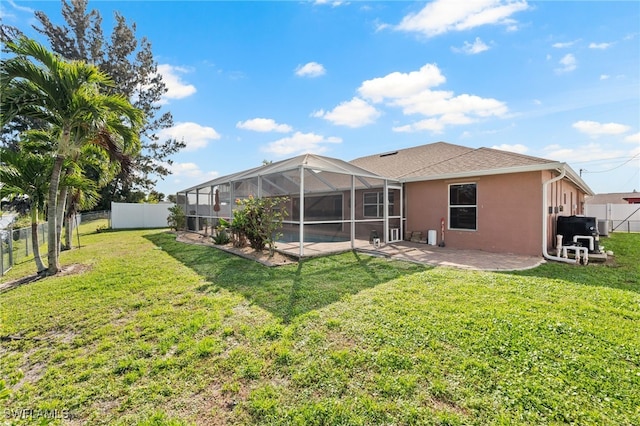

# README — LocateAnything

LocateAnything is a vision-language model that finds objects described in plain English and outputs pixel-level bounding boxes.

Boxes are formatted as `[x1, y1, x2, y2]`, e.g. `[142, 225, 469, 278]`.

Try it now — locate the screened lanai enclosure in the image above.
[176, 154, 403, 257]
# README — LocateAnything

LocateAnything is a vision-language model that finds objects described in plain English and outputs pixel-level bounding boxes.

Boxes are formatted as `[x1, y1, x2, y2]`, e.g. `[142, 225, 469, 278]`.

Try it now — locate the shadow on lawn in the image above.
[144, 231, 428, 322]
[503, 233, 640, 294]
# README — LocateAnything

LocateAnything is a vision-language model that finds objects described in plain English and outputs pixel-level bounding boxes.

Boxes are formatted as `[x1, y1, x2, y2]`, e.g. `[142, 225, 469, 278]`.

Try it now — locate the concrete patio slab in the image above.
[276, 239, 544, 271]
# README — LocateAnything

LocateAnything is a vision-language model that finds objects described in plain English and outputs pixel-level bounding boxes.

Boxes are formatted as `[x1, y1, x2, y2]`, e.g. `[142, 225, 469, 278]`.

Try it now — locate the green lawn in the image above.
[1, 223, 638, 425]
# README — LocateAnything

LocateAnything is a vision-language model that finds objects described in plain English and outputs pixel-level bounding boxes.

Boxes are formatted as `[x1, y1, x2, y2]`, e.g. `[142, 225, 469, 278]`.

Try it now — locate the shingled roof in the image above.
[351, 141, 559, 180]
[585, 191, 640, 204]
[350, 141, 594, 195]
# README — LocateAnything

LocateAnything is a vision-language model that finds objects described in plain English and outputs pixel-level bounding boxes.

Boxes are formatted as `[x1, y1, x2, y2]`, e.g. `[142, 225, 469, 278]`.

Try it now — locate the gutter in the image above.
[541, 166, 575, 264]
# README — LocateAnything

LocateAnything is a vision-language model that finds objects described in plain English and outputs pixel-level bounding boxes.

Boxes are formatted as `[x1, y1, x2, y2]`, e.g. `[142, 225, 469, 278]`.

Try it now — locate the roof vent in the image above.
[379, 151, 398, 158]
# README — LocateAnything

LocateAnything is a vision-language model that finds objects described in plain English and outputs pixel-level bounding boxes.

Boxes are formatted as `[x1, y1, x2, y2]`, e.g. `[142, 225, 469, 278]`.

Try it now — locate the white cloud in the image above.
[555, 53, 577, 73]
[600, 74, 610, 80]
[358, 64, 446, 103]
[543, 143, 626, 163]
[262, 132, 342, 156]
[375, 22, 391, 32]
[393, 113, 475, 133]
[355, 63, 507, 133]
[313, 0, 346, 7]
[157, 122, 220, 151]
[491, 143, 529, 154]
[313, 97, 381, 128]
[391, 91, 507, 119]
[5, 0, 34, 14]
[295, 62, 326, 78]
[453, 37, 490, 54]
[589, 42, 612, 49]
[624, 132, 640, 143]
[157, 64, 197, 103]
[396, 0, 529, 37]
[552, 41, 577, 48]
[572, 120, 630, 137]
[168, 162, 219, 180]
[236, 118, 292, 133]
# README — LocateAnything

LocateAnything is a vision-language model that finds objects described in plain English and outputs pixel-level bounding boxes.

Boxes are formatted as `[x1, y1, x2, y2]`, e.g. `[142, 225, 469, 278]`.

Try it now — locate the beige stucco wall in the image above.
[405, 171, 550, 256]
[542, 170, 589, 252]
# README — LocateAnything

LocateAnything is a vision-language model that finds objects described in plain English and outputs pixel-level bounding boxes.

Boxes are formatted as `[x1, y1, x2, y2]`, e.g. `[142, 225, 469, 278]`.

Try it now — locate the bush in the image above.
[212, 218, 230, 245]
[212, 230, 230, 245]
[167, 205, 186, 231]
[232, 196, 288, 256]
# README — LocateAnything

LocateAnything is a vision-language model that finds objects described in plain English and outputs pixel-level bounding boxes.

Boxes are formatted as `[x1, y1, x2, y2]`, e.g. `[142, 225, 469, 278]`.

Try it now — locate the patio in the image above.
[178, 232, 543, 271]
[276, 239, 543, 271]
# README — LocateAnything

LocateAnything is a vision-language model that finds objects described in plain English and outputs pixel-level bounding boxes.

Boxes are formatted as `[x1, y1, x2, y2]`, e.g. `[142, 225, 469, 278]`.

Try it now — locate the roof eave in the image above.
[400, 162, 595, 196]
[563, 164, 595, 196]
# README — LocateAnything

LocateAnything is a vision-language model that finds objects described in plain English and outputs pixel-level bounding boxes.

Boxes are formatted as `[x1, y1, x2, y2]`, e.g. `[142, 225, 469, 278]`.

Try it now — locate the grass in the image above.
[0, 223, 638, 425]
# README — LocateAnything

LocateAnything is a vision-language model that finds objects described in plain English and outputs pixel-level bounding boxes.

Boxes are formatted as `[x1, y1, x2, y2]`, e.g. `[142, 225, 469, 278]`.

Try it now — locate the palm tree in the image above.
[0, 146, 51, 273]
[1, 37, 142, 275]
[60, 121, 139, 251]
[60, 156, 101, 250]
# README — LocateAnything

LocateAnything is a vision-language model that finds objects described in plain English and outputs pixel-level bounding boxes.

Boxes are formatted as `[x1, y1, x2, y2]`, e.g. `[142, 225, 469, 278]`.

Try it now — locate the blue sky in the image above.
[3, 0, 639, 196]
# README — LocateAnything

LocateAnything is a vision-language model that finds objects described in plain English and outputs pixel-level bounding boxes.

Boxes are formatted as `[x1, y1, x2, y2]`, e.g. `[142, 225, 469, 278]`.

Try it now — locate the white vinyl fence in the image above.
[111, 202, 175, 229]
[585, 204, 640, 233]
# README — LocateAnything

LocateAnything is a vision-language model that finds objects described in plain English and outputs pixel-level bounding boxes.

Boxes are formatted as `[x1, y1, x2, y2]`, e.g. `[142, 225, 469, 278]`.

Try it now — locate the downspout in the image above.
[542, 167, 575, 263]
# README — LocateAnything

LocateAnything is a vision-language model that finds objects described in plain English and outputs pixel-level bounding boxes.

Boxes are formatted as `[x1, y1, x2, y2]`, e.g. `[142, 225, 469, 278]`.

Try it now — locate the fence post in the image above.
[1, 239, 4, 276]
[25, 228, 29, 257]
[8, 227, 13, 267]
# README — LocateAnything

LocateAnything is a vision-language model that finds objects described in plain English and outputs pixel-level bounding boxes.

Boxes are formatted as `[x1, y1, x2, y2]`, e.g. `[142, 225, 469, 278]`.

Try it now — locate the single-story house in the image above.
[585, 191, 640, 205]
[351, 142, 593, 256]
[177, 141, 593, 257]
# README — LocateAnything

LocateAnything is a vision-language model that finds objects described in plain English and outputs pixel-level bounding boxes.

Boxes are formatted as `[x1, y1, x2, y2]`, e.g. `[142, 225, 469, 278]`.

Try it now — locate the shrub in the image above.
[96, 224, 110, 233]
[167, 205, 186, 231]
[212, 218, 230, 245]
[232, 196, 288, 256]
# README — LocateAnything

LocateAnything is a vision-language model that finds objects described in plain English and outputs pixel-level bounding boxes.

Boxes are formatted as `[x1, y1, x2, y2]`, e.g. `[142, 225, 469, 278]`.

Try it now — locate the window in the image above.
[363, 191, 394, 217]
[449, 183, 477, 230]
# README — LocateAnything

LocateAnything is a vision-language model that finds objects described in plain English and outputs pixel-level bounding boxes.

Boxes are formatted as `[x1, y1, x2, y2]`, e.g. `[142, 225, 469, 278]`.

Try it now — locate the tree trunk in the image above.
[47, 155, 65, 275]
[64, 217, 73, 250]
[30, 206, 46, 274]
[55, 184, 69, 259]
[63, 190, 74, 250]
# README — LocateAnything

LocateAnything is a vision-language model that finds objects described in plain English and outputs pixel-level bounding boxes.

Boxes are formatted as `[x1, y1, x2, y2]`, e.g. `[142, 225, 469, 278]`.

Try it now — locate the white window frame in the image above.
[363, 191, 394, 218]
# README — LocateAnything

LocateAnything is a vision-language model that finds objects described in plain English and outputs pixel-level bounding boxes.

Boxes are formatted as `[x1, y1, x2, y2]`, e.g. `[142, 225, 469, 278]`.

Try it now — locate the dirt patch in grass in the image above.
[429, 396, 469, 416]
[0, 263, 92, 294]
[176, 231, 296, 267]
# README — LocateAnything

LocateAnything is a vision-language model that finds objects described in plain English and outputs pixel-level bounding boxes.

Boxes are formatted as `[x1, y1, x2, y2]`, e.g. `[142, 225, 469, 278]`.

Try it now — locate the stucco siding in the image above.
[405, 172, 544, 256]
[542, 170, 590, 252]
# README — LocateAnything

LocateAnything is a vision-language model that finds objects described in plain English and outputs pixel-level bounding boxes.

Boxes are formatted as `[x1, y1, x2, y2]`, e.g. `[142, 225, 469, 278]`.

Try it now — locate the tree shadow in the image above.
[144, 231, 428, 322]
